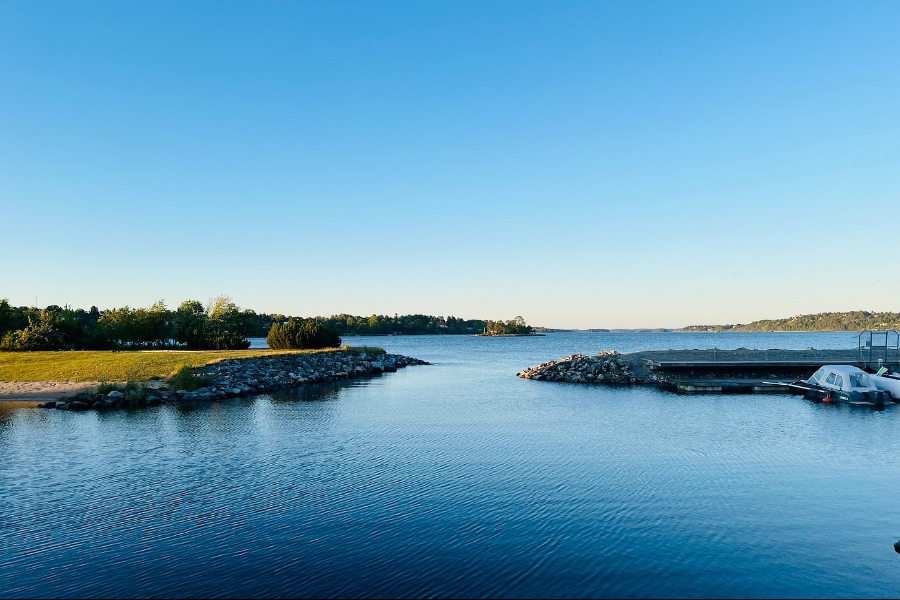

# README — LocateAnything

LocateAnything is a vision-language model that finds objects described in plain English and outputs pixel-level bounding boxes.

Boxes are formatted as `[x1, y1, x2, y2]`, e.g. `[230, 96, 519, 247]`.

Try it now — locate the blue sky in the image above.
[1, 1, 898, 328]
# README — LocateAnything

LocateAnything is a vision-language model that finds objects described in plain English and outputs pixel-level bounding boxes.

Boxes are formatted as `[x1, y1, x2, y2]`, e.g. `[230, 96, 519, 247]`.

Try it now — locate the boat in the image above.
[872, 366, 900, 401]
[787, 365, 893, 407]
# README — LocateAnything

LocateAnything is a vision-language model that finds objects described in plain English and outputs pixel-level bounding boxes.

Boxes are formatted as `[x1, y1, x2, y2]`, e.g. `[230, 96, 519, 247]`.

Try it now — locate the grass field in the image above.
[0, 348, 366, 382]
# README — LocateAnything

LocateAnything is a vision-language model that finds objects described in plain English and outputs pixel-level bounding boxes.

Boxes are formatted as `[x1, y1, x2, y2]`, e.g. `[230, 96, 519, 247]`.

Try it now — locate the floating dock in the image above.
[640, 345, 899, 395]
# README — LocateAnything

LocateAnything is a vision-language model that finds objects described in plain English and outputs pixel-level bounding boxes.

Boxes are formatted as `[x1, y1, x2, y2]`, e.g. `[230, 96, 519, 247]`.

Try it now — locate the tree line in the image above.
[0, 296, 268, 351]
[0, 297, 534, 351]
[682, 311, 900, 332]
[316, 314, 488, 336]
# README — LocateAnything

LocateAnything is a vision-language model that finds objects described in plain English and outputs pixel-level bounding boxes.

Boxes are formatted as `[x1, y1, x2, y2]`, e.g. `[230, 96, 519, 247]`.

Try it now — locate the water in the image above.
[3, 332, 900, 598]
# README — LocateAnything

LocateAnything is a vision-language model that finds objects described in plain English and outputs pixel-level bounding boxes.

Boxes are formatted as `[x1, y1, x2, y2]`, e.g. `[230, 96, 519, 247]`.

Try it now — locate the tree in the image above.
[0, 299, 16, 337]
[3, 310, 65, 350]
[207, 295, 239, 321]
[267, 319, 341, 350]
[173, 300, 208, 349]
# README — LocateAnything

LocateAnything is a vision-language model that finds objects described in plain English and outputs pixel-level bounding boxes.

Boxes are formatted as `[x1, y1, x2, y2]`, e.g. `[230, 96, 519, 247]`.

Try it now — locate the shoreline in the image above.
[25, 351, 429, 410]
[0, 380, 105, 402]
[474, 333, 546, 337]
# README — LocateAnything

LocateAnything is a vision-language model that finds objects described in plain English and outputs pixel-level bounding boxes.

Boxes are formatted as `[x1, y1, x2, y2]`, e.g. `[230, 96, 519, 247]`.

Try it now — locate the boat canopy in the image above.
[807, 365, 877, 392]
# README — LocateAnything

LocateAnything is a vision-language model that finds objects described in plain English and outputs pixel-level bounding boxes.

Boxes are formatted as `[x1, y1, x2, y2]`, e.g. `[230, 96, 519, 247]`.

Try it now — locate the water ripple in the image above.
[3, 332, 900, 598]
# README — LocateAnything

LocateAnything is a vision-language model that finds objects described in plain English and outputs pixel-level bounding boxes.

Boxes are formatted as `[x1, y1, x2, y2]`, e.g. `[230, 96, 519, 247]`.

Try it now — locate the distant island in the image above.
[476, 317, 541, 337]
[681, 311, 900, 332]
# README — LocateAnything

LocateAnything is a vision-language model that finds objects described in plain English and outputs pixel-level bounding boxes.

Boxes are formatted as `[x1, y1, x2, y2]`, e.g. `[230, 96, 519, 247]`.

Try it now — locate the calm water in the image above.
[3, 332, 900, 598]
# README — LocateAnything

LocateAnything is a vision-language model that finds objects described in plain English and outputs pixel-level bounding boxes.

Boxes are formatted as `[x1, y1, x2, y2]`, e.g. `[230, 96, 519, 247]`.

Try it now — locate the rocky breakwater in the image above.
[39, 351, 429, 410]
[518, 351, 656, 385]
[187, 352, 429, 401]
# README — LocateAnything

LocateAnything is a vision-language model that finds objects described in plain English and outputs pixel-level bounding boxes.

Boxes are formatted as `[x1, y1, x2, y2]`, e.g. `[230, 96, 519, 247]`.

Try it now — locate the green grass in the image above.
[0, 348, 346, 382]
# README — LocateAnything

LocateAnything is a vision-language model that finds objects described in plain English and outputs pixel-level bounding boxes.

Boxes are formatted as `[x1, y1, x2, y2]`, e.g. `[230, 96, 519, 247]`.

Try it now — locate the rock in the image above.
[69, 401, 88, 411]
[146, 396, 162, 406]
[106, 391, 125, 400]
[517, 351, 644, 387]
[42, 401, 56, 409]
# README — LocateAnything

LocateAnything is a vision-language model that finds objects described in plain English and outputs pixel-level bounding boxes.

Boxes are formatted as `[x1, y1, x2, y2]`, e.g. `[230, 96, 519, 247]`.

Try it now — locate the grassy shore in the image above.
[0, 347, 384, 383]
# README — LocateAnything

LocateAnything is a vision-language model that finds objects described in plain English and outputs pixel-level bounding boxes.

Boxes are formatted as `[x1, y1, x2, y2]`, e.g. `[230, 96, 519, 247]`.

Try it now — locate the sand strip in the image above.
[0, 381, 103, 402]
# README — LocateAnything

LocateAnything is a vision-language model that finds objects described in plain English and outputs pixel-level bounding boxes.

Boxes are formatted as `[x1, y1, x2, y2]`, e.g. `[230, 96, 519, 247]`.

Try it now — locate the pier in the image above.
[519, 332, 900, 395]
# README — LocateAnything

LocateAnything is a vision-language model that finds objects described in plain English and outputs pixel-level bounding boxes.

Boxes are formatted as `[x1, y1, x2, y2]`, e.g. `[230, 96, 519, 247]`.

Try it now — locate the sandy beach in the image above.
[0, 381, 103, 402]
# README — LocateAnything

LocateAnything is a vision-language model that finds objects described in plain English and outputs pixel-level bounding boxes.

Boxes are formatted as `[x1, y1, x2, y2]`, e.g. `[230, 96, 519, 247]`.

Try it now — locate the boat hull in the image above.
[792, 382, 891, 407]
[873, 375, 900, 401]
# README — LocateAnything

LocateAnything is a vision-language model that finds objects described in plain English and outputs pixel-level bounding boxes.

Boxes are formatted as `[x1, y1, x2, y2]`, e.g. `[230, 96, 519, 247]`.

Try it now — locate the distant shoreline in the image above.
[474, 333, 546, 338]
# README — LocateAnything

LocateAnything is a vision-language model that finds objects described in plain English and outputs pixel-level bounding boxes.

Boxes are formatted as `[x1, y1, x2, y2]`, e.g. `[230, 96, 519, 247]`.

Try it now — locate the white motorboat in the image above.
[872, 366, 900, 401]
[789, 365, 892, 407]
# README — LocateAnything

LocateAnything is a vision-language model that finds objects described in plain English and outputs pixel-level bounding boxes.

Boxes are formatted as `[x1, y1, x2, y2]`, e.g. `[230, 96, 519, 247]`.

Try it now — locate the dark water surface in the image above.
[3, 332, 900, 598]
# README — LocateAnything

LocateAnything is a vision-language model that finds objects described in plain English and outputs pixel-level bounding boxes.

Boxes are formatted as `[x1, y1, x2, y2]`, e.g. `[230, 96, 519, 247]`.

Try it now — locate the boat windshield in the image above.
[808, 368, 826, 385]
[849, 373, 872, 388]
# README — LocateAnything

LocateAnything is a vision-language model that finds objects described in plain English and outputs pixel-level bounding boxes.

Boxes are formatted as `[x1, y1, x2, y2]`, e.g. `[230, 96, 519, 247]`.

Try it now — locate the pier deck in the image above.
[635, 348, 898, 395]
[645, 359, 861, 369]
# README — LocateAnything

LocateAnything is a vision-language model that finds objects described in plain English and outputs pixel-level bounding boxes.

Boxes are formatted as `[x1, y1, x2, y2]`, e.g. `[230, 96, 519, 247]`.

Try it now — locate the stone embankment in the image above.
[38, 351, 428, 410]
[518, 348, 864, 388]
[517, 351, 655, 385]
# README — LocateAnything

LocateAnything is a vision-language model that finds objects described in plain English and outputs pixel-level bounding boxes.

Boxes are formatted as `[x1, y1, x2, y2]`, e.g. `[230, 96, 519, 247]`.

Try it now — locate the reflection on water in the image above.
[2, 332, 900, 599]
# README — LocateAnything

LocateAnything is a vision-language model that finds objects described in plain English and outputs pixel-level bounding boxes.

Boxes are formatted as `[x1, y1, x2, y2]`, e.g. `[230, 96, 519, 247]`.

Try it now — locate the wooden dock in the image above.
[645, 359, 861, 369]
[636, 348, 897, 396]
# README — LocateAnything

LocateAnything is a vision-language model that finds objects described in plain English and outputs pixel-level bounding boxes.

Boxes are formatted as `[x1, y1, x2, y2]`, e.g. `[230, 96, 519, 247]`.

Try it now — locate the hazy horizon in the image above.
[2, 1, 898, 329]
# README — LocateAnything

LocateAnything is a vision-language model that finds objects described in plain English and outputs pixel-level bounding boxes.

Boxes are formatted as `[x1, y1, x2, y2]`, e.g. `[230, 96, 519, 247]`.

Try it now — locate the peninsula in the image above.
[682, 311, 900, 332]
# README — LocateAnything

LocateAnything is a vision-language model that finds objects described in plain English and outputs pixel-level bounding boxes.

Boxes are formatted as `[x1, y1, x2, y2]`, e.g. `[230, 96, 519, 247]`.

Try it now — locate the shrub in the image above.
[201, 329, 251, 350]
[169, 365, 212, 391]
[0, 332, 17, 351]
[1, 311, 66, 351]
[97, 382, 120, 395]
[94, 382, 149, 405]
[126, 385, 149, 405]
[267, 319, 341, 350]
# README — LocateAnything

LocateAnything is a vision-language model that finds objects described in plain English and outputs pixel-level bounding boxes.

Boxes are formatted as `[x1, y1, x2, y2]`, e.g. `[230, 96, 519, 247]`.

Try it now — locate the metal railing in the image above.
[858, 330, 900, 368]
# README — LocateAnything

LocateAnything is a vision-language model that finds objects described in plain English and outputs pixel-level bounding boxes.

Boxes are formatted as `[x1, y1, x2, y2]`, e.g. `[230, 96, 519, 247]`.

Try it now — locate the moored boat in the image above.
[872, 367, 900, 401]
[789, 365, 893, 407]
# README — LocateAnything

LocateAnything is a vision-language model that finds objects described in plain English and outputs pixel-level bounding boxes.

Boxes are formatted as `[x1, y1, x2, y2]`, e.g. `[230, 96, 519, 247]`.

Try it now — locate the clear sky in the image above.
[1, 1, 898, 329]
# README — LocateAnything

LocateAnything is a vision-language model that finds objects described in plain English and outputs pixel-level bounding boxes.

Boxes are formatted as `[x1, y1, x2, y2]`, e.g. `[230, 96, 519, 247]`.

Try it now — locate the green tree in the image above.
[173, 300, 208, 348]
[267, 319, 341, 350]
